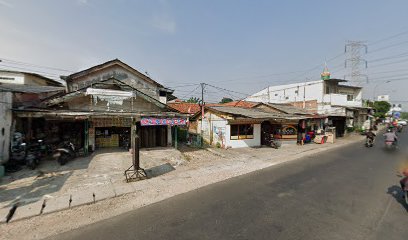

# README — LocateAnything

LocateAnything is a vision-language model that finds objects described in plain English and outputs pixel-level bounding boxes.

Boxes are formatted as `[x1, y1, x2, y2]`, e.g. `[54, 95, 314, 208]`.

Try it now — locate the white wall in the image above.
[225, 123, 261, 148]
[0, 72, 25, 85]
[0, 92, 12, 164]
[198, 112, 261, 148]
[246, 80, 324, 103]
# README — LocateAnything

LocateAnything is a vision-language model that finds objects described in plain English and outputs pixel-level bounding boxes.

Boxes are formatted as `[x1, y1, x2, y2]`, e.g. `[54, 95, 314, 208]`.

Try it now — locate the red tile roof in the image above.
[168, 102, 201, 114]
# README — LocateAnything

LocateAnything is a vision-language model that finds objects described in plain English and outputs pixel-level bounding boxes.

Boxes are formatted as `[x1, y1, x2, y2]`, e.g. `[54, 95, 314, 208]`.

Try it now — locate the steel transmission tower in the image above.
[344, 40, 368, 84]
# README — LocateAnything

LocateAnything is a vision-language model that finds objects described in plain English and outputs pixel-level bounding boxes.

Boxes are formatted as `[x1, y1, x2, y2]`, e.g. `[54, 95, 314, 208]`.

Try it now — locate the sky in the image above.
[1, 0, 408, 109]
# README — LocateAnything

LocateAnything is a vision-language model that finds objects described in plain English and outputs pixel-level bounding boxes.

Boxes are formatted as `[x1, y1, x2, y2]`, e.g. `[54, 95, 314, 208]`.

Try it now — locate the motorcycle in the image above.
[53, 141, 76, 165]
[384, 140, 397, 150]
[25, 139, 46, 170]
[270, 138, 282, 149]
[397, 125, 403, 133]
[365, 138, 374, 147]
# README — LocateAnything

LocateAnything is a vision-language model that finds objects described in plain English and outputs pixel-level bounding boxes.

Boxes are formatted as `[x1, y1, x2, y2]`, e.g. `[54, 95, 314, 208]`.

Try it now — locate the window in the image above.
[295, 90, 298, 94]
[325, 86, 330, 94]
[347, 94, 354, 101]
[275, 93, 278, 96]
[230, 124, 254, 140]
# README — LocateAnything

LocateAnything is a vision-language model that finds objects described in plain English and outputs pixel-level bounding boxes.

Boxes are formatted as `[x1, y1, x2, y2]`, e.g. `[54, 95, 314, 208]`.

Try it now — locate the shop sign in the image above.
[141, 118, 187, 126]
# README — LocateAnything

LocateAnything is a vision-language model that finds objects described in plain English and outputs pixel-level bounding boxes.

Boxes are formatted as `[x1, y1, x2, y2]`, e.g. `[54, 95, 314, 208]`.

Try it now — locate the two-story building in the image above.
[246, 78, 370, 137]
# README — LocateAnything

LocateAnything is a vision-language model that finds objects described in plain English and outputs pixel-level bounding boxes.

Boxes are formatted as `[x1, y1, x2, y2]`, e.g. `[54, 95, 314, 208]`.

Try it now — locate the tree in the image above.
[373, 101, 391, 118]
[401, 112, 408, 119]
[186, 97, 200, 103]
[220, 97, 233, 104]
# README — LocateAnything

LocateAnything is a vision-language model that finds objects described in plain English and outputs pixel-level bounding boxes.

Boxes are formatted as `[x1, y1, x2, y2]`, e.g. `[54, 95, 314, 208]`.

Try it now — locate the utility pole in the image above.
[345, 40, 368, 84]
[200, 83, 205, 147]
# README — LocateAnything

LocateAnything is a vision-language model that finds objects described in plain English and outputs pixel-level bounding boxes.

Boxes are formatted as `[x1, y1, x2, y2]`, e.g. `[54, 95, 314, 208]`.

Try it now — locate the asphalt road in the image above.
[51, 130, 408, 240]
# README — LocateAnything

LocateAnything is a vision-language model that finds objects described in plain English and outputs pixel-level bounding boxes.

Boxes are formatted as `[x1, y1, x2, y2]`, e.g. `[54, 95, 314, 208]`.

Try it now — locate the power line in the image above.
[369, 29, 408, 46]
[368, 40, 408, 54]
[178, 84, 201, 100]
[0, 58, 75, 73]
[0, 64, 62, 79]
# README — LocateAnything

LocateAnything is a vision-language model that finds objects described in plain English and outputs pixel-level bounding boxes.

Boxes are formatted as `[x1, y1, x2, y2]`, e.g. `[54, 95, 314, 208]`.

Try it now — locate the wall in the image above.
[68, 65, 160, 100]
[290, 100, 318, 113]
[198, 111, 261, 148]
[66, 94, 162, 112]
[246, 80, 324, 104]
[225, 123, 261, 148]
[0, 72, 24, 84]
[0, 92, 12, 163]
[322, 94, 362, 108]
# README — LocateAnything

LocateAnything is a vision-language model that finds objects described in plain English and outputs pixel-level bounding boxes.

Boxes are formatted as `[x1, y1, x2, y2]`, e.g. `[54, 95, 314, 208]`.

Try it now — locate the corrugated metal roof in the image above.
[0, 83, 65, 93]
[264, 103, 311, 115]
[0, 70, 64, 86]
[208, 106, 304, 120]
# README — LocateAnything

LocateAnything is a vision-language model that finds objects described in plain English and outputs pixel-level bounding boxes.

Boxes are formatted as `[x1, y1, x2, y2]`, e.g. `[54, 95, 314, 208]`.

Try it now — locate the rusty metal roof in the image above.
[208, 106, 306, 120]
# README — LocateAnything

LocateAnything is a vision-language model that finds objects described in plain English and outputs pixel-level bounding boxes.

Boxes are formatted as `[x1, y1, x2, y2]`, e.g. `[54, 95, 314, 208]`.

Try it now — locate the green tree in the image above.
[401, 112, 408, 119]
[220, 97, 233, 103]
[186, 97, 200, 103]
[373, 101, 391, 118]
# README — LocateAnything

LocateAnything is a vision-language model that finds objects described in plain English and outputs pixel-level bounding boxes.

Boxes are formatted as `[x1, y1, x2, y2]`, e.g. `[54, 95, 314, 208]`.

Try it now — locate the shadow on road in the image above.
[387, 185, 408, 212]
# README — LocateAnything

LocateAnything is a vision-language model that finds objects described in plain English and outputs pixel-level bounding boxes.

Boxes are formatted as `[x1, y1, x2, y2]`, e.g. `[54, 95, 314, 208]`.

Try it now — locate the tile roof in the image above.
[168, 102, 201, 114]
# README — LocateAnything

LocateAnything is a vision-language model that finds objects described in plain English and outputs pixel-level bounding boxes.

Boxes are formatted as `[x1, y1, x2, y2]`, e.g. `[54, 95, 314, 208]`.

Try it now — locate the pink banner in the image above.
[141, 118, 187, 126]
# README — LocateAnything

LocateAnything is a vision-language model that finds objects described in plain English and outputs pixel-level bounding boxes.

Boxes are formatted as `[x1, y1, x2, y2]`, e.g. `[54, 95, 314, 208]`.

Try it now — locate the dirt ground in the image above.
[0, 147, 192, 210]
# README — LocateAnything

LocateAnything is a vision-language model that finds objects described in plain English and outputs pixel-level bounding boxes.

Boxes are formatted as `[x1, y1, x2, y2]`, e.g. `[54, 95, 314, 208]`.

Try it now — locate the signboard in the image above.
[141, 118, 187, 126]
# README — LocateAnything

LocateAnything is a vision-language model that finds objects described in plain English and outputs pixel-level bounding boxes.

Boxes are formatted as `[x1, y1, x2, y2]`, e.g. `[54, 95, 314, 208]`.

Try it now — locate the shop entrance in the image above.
[95, 127, 130, 148]
[137, 124, 168, 148]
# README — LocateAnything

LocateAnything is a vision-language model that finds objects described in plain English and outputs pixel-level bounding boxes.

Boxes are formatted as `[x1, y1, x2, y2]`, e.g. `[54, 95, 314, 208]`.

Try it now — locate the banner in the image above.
[141, 118, 187, 126]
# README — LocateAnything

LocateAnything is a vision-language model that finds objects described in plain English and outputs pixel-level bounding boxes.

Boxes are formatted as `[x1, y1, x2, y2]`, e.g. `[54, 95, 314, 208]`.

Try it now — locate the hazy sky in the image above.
[1, 0, 408, 108]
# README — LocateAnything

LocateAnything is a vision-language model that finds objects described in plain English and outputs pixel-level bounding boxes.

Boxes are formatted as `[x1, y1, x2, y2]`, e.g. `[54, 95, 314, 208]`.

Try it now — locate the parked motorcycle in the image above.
[25, 139, 46, 170]
[53, 141, 76, 165]
[270, 138, 282, 149]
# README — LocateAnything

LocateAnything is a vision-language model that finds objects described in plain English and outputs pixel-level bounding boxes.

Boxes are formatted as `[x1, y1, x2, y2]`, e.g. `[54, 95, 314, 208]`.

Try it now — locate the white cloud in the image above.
[0, 0, 13, 8]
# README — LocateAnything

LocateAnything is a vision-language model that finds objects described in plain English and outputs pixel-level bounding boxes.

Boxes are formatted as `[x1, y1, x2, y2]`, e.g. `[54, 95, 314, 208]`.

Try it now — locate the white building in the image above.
[377, 95, 390, 102]
[246, 78, 369, 136]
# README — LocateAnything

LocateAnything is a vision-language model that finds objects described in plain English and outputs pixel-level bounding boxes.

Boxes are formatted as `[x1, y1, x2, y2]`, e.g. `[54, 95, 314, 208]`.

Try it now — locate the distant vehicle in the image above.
[398, 119, 407, 126]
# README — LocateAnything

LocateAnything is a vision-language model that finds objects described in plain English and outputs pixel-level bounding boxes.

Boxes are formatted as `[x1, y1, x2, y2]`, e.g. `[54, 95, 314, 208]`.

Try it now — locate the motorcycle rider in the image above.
[383, 128, 398, 145]
[366, 128, 376, 145]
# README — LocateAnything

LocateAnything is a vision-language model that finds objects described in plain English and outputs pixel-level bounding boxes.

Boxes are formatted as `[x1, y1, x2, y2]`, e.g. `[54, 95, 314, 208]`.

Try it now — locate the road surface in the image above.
[51, 131, 408, 240]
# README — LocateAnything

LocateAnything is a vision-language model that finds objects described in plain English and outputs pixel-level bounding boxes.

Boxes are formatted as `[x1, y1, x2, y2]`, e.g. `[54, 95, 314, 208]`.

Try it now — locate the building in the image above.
[377, 95, 390, 102]
[191, 105, 310, 148]
[12, 59, 187, 156]
[0, 70, 64, 164]
[246, 78, 370, 137]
